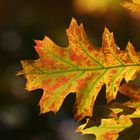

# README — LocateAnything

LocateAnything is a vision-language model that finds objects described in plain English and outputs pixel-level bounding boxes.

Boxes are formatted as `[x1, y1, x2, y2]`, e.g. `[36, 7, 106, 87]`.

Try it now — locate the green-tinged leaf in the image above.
[76, 115, 132, 140]
[76, 102, 140, 140]
[18, 19, 140, 121]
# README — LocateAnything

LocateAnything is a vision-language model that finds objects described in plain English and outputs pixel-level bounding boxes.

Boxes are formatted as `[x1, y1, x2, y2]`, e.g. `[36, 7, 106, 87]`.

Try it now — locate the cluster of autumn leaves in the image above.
[18, 1, 140, 140]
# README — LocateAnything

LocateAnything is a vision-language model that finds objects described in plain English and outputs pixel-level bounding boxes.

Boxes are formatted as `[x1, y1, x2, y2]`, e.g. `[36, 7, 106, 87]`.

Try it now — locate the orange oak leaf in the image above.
[119, 83, 140, 108]
[119, 83, 140, 101]
[18, 19, 140, 121]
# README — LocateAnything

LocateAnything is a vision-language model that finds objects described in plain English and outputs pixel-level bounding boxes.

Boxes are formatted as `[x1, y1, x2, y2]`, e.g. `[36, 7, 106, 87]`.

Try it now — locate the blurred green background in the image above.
[0, 0, 140, 140]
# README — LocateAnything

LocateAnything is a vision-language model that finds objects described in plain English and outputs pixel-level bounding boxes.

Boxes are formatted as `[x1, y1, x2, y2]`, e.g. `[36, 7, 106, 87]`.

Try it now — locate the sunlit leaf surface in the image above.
[18, 19, 140, 121]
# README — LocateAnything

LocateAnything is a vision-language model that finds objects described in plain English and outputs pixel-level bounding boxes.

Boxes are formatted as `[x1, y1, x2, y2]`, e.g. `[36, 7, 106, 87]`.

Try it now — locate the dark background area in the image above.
[0, 0, 140, 140]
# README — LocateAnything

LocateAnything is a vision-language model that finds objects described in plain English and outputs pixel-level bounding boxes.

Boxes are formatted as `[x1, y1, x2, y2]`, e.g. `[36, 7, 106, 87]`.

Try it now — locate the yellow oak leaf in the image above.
[76, 115, 132, 140]
[18, 19, 140, 121]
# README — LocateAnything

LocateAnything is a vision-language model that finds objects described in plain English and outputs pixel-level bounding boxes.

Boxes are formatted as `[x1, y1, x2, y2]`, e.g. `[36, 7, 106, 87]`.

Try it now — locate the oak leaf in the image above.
[76, 115, 132, 140]
[77, 107, 140, 140]
[18, 19, 140, 121]
[119, 83, 140, 108]
[119, 83, 140, 101]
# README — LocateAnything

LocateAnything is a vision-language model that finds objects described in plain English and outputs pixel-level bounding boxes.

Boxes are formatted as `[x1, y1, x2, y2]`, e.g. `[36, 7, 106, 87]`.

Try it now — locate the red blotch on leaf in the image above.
[43, 76, 70, 91]
[70, 52, 85, 63]
[77, 76, 91, 91]
[102, 130, 118, 140]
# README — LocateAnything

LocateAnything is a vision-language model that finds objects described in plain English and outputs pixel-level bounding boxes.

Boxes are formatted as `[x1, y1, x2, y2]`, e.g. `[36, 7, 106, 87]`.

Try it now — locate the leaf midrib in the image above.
[30, 63, 140, 75]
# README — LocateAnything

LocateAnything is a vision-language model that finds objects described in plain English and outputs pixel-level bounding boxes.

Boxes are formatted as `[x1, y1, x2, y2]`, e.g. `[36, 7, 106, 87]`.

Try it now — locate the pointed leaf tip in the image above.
[104, 27, 111, 33]
[68, 18, 81, 30]
[71, 17, 78, 25]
